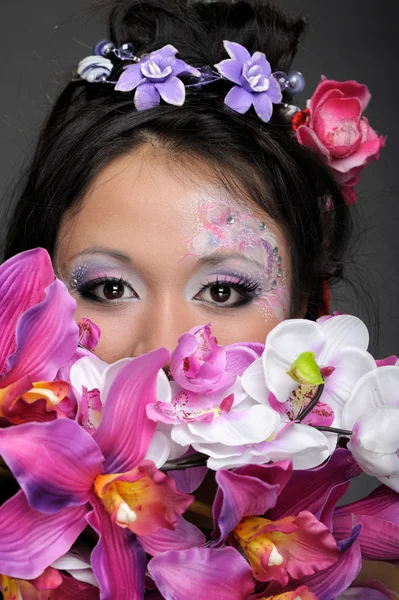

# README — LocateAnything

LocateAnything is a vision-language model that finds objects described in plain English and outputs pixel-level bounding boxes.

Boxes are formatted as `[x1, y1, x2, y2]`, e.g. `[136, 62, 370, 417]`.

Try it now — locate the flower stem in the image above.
[297, 383, 325, 421]
[187, 499, 213, 519]
[160, 452, 208, 471]
[314, 425, 352, 436]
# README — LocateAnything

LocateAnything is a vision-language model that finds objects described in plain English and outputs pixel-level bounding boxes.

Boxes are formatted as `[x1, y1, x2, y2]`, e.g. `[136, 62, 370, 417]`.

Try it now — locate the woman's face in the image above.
[56, 146, 292, 362]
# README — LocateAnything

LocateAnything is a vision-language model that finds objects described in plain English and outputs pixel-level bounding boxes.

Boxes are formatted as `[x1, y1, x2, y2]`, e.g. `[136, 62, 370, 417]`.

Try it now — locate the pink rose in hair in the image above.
[170, 324, 237, 394]
[295, 77, 385, 205]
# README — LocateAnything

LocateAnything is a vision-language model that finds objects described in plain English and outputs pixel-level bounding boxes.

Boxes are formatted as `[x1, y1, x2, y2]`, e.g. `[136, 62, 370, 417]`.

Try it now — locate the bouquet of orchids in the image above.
[0, 248, 398, 600]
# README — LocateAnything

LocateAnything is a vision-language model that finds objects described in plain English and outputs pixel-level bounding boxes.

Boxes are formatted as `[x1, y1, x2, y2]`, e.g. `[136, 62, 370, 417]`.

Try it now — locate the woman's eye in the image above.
[79, 279, 137, 302]
[195, 283, 249, 307]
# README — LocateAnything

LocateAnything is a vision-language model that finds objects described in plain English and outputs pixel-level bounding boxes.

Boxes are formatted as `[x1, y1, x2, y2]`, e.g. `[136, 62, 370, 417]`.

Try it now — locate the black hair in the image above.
[2, 0, 352, 319]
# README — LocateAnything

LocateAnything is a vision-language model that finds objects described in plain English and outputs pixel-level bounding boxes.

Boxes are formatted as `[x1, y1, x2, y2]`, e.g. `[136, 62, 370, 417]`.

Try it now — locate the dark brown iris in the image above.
[103, 282, 125, 299]
[210, 284, 231, 303]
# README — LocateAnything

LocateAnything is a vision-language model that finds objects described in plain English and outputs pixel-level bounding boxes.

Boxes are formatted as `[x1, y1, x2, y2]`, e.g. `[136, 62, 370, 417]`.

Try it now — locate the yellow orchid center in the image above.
[287, 352, 324, 386]
[94, 471, 152, 529]
[0, 574, 21, 600]
[234, 516, 285, 576]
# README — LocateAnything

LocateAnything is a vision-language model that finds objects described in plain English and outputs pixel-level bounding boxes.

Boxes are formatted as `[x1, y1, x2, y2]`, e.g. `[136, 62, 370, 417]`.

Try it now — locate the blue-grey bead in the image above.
[287, 71, 305, 95]
[273, 71, 289, 90]
[94, 40, 115, 57]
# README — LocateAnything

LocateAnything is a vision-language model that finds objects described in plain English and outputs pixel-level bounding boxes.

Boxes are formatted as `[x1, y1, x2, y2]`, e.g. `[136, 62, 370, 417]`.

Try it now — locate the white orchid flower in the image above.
[342, 366, 399, 492]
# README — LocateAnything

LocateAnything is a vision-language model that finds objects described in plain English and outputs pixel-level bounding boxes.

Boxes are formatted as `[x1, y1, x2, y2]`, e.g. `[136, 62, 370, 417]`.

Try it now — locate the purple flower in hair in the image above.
[215, 40, 283, 122]
[115, 44, 200, 110]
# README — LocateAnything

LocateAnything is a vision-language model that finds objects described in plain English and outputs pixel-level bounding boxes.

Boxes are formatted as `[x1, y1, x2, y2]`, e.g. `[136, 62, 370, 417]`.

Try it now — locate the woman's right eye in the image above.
[77, 278, 138, 303]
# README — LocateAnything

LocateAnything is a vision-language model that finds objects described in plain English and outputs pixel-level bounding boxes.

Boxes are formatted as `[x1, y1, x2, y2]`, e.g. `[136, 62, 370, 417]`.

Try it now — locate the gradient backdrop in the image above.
[0, 0, 398, 498]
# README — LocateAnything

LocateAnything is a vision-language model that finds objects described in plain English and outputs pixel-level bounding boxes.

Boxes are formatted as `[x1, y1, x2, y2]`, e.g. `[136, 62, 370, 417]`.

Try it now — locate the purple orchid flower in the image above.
[0, 249, 79, 424]
[0, 349, 199, 599]
[115, 44, 200, 110]
[215, 40, 282, 122]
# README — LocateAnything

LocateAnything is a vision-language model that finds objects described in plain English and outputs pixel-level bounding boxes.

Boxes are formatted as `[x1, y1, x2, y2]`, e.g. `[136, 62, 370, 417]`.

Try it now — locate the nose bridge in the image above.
[131, 297, 192, 357]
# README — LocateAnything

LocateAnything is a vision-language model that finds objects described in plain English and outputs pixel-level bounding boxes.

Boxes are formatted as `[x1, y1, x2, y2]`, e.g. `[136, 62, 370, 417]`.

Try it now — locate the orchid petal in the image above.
[93, 348, 169, 473]
[322, 347, 376, 425]
[0, 491, 87, 579]
[334, 514, 399, 560]
[223, 40, 251, 64]
[334, 484, 399, 524]
[214, 58, 242, 85]
[155, 77, 186, 106]
[0, 249, 54, 375]
[70, 356, 108, 397]
[138, 516, 206, 556]
[0, 420, 103, 512]
[225, 343, 263, 375]
[2, 280, 78, 387]
[187, 403, 280, 446]
[257, 423, 330, 469]
[50, 575, 99, 599]
[172, 58, 200, 78]
[224, 85, 253, 114]
[343, 366, 399, 429]
[87, 498, 146, 600]
[318, 314, 370, 363]
[115, 64, 145, 91]
[148, 546, 256, 600]
[168, 463, 207, 493]
[134, 82, 160, 110]
[52, 551, 98, 587]
[266, 527, 362, 600]
[252, 92, 273, 122]
[263, 319, 325, 403]
[268, 449, 357, 522]
[145, 430, 171, 467]
[241, 357, 268, 404]
[293, 529, 362, 600]
[213, 461, 292, 543]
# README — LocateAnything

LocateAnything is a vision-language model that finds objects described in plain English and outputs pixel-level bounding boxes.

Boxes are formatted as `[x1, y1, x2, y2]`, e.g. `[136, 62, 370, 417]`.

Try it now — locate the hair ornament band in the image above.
[76, 39, 304, 122]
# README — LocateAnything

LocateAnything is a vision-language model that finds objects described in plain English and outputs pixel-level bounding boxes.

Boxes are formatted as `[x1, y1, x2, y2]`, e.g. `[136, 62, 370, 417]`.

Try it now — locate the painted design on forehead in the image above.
[185, 200, 288, 320]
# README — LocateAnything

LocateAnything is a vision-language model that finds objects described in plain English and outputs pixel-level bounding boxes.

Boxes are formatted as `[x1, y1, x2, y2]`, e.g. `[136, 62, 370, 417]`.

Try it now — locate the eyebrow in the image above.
[69, 247, 133, 264]
[196, 252, 266, 271]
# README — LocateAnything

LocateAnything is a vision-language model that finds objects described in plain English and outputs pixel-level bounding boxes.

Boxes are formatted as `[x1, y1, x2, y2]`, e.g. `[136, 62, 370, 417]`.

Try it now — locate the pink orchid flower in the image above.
[0, 349, 196, 599]
[170, 323, 263, 394]
[295, 78, 385, 205]
[0, 249, 79, 425]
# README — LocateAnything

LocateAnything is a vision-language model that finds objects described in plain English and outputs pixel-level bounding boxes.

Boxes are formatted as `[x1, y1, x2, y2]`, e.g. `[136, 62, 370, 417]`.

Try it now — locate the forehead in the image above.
[57, 146, 285, 264]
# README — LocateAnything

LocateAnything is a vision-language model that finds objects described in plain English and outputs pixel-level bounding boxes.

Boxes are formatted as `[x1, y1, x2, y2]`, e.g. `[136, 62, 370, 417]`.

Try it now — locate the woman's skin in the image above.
[55, 144, 292, 363]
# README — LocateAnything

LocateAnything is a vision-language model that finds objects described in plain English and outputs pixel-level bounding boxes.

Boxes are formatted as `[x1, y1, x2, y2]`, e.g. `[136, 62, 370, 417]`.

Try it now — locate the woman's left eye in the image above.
[195, 280, 259, 308]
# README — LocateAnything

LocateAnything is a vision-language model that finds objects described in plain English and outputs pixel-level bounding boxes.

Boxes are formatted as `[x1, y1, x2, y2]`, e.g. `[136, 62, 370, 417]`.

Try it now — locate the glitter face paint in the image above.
[183, 200, 289, 320]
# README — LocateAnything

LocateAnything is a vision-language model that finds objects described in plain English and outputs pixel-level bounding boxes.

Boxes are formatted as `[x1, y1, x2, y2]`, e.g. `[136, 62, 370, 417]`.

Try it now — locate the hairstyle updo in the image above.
[3, 0, 353, 320]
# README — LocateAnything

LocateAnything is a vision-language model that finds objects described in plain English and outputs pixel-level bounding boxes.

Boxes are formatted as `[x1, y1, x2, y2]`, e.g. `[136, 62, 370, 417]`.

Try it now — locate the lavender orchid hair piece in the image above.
[76, 39, 305, 122]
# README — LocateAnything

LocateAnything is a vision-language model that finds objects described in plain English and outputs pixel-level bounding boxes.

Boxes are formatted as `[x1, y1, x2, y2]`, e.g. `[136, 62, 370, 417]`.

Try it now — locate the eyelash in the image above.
[75, 276, 135, 304]
[74, 275, 262, 307]
[197, 276, 261, 308]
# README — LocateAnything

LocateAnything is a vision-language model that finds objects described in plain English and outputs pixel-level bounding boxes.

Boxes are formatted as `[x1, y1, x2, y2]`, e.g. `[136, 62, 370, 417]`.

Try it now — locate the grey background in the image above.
[0, 1, 398, 498]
